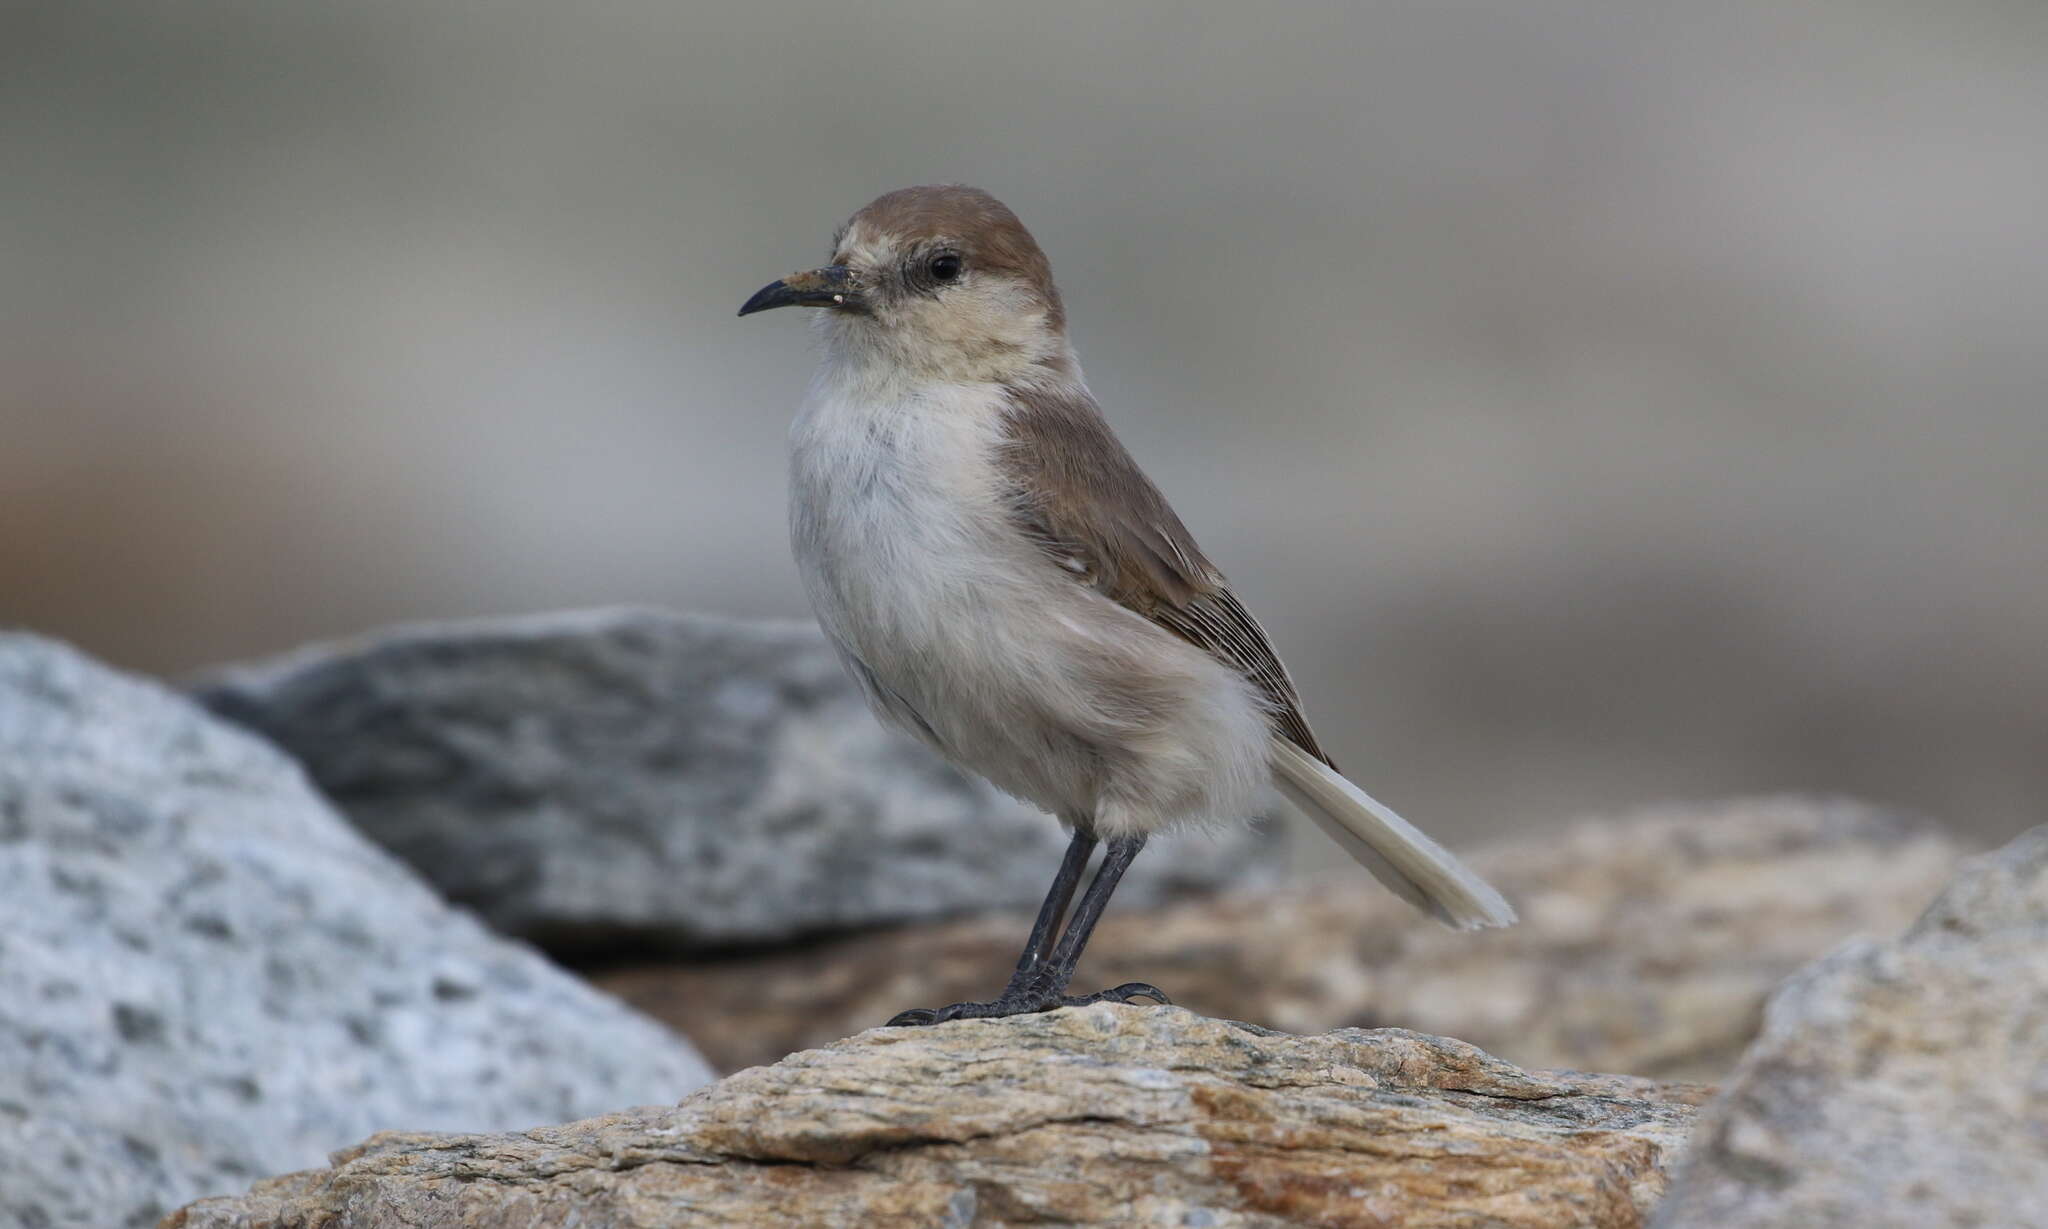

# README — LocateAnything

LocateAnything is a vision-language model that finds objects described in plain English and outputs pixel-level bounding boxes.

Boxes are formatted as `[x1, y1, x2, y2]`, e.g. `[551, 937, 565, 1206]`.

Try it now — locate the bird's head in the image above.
[739, 185, 1072, 382]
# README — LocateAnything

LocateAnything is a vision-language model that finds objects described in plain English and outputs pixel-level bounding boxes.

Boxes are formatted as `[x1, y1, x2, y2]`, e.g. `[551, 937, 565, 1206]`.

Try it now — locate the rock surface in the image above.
[1654, 824, 2048, 1228]
[171, 1004, 1708, 1229]
[598, 796, 1962, 1078]
[0, 636, 713, 1229]
[193, 608, 1281, 954]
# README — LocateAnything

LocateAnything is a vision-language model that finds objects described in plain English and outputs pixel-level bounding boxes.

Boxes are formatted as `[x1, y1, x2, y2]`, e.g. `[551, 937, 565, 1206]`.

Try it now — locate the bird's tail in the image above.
[1270, 738, 1516, 930]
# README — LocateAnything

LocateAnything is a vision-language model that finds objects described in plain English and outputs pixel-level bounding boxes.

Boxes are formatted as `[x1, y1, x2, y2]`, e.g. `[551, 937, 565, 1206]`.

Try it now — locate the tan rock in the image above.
[600, 797, 1962, 1079]
[1653, 825, 2048, 1228]
[169, 1005, 1707, 1229]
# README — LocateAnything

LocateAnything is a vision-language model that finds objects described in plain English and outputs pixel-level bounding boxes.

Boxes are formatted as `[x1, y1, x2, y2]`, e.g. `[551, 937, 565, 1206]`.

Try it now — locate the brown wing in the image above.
[997, 383, 1336, 768]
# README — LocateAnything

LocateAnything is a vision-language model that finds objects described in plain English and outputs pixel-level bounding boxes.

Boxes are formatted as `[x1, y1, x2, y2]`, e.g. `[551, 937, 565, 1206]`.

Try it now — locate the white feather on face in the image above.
[813, 197, 1075, 387]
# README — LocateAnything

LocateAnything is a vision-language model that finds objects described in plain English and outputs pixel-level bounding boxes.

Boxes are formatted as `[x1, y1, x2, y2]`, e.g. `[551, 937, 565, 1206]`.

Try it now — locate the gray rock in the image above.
[192, 608, 1282, 954]
[0, 636, 713, 1229]
[1654, 824, 2048, 1229]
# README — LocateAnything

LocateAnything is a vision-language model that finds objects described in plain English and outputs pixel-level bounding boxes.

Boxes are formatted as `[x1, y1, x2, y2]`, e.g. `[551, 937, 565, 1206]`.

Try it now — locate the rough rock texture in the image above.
[193, 608, 1281, 954]
[1654, 825, 2048, 1228]
[172, 1004, 1708, 1229]
[0, 636, 713, 1229]
[599, 796, 1962, 1078]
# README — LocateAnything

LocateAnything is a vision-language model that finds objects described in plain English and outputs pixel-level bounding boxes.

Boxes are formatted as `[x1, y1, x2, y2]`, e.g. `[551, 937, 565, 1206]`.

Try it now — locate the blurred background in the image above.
[5, 0, 2044, 847]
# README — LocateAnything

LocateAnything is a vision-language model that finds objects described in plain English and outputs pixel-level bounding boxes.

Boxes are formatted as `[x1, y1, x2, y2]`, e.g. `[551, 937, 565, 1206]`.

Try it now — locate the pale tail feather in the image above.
[1270, 739, 1516, 930]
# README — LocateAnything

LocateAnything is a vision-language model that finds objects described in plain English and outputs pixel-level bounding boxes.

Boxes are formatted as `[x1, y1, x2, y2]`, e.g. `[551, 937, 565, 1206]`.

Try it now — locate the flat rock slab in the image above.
[599, 796, 1962, 1078]
[193, 608, 1281, 955]
[0, 637, 713, 1229]
[172, 1005, 1708, 1229]
[1654, 825, 2048, 1228]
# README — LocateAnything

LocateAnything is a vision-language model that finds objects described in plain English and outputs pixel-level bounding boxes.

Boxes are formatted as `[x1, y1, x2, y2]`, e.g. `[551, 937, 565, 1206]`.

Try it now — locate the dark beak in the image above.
[737, 265, 865, 317]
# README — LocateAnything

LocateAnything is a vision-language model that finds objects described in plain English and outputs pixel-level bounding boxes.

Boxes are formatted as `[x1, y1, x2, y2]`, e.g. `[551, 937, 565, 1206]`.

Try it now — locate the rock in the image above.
[170, 1004, 1708, 1228]
[599, 796, 1963, 1078]
[1653, 825, 2048, 1228]
[0, 636, 713, 1229]
[192, 608, 1281, 955]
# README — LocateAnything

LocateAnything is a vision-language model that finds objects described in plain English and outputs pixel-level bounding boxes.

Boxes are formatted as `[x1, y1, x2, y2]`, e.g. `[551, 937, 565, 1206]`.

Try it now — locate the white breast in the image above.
[787, 364, 1016, 670]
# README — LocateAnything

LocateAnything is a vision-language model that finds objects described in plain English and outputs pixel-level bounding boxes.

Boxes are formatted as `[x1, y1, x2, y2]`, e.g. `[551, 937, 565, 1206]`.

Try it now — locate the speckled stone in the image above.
[0, 636, 712, 1229]
[171, 1005, 1708, 1229]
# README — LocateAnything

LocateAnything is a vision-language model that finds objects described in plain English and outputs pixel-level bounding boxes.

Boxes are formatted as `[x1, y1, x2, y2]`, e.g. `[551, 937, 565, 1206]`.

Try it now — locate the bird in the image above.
[739, 185, 1514, 1026]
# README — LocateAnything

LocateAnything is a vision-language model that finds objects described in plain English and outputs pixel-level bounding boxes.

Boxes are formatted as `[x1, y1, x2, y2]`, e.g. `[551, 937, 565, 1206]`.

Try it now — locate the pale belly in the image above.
[790, 428, 1092, 811]
[786, 381, 1271, 834]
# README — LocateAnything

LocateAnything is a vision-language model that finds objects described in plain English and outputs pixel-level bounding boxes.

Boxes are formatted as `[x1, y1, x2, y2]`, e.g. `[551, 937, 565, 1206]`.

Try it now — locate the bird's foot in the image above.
[885, 981, 1170, 1027]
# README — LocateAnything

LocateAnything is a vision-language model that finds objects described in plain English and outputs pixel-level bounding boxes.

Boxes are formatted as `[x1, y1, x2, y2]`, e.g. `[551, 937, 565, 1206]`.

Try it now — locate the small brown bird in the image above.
[741, 186, 1513, 1025]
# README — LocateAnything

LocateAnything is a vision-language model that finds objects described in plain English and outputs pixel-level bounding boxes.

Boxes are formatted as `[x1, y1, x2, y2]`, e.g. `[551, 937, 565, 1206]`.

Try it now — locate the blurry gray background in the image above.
[4, 1, 2043, 846]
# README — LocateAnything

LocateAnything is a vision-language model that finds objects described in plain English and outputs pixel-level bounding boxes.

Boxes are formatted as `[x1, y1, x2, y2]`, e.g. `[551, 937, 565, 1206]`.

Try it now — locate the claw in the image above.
[885, 981, 1172, 1027]
[1076, 981, 1172, 1007]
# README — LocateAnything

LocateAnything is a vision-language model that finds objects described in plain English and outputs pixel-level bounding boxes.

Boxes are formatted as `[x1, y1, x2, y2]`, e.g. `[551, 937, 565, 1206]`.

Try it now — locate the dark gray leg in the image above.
[886, 832, 1169, 1027]
[1006, 829, 1097, 984]
[1031, 836, 1154, 999]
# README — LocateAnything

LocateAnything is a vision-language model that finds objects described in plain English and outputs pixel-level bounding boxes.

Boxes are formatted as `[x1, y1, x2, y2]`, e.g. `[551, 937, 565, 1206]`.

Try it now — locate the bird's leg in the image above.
[887, 833, 1169, 1027]
[1026, 835, 1169, 1009]
[886, 829, 1094, 1027]
[1003, 828, 1097, 986]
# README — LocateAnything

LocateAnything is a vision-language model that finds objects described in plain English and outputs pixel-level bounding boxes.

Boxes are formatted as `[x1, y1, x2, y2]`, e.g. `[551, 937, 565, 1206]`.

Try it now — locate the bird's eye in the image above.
[928, 252, 963, 283]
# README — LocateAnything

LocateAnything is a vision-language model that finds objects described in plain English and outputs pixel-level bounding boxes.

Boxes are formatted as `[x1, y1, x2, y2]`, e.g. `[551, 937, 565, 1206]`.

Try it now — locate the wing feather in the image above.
[994, 381, 1517, 930]
[996, 382, 1334, 767]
